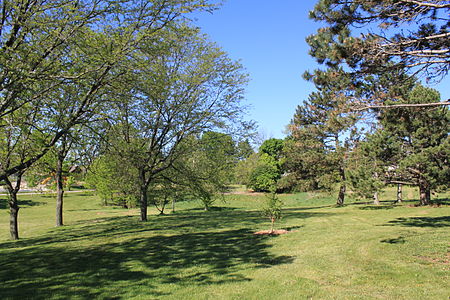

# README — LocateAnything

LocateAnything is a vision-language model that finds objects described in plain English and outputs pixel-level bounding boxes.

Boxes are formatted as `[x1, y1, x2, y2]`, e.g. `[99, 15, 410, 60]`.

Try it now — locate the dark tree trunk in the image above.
[336, 163, 346, 206]
[139, 169, 149, 221]
[396, 184, 402, 203]
[140, 187, 148, 221]
[5, 175, 22, 240]
[419, 179, 431, 206]
[9, 193, 20, 240]
[55, 152, 65, 227]
[337, 184, 346, 206]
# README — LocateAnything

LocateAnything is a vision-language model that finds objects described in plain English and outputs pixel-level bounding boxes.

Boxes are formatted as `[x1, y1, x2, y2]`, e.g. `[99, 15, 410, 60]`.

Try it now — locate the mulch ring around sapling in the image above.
[254, 229, 290, 235]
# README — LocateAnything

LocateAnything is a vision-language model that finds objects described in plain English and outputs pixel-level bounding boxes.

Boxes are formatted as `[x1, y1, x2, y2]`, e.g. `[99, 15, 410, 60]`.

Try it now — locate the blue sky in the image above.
[194, 0, 450, 140]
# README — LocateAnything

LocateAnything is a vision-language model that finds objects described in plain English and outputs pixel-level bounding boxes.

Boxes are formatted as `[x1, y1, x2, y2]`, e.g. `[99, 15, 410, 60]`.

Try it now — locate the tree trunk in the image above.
[138, 168, 149, 221]
[55, 152, 65, 227]
[337, 184, 346, 206]
[336, 164, 346, 206]
[5, 176, 21, 240]
[396, 184, 402, 203]
[419, 179, 431, 206]
[172, 197, 176, 213]
[373, 191, 380, 205]
[140, 185, 148, 221]
[9, 193, 20, 240]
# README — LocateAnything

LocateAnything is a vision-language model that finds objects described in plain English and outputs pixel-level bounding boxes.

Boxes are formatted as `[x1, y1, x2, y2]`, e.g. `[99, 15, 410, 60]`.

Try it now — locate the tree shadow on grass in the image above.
[0, 217, 294, 299]
[380, 236, 406, 244]
[359, 205, 394, 210]
[384, 216, 450, 228]
[0, 198, 47, 209]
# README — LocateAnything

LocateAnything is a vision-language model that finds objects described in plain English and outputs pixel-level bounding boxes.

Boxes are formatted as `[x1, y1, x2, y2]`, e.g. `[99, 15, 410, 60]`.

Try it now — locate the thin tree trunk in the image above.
[336, 157, 346, 206]
[396, 184, 402, 203]
[373, 191, 380, 205]
[55, 152, 65, 227]
[337, 184, 346, 206]
[172, 197, 176, 213]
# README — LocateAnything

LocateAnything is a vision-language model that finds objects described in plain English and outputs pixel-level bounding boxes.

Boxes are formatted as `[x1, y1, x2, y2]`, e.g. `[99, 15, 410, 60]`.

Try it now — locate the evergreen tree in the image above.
[378, 85, 449, 205]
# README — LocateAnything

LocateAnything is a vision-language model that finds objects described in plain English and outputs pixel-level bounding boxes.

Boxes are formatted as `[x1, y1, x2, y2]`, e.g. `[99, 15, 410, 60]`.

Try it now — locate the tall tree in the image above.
[0, 0, 218, 239]
[378, 85, 449, 205]
[287, 89, 357, 205]
[106, 25, 248, 221]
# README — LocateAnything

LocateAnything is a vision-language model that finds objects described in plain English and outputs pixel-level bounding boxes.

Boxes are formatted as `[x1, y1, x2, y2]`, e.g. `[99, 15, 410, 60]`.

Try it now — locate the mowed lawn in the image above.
[0, 189, 449, 299]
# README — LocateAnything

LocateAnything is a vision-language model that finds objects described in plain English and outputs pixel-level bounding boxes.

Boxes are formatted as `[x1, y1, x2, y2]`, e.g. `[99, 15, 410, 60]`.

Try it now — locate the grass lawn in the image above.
[0, 188, 449, 299]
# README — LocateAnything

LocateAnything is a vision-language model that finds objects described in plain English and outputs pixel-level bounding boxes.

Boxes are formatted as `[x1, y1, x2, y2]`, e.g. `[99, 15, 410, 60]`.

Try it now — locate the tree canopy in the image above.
[307, 0, 449, 111]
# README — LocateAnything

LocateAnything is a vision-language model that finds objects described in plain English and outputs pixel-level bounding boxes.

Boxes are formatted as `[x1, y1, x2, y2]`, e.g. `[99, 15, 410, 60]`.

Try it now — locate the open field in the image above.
[0, 188, 449, 299]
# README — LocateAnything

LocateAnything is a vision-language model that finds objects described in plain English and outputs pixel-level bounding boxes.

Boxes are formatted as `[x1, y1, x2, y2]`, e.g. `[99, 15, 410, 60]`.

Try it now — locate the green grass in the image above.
[0, 188, 449, 299]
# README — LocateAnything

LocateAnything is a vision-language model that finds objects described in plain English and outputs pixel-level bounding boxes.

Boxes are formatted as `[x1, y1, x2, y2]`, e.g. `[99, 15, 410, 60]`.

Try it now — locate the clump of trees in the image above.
[280, 0, 449, 205]
[0, 0, 252, 240]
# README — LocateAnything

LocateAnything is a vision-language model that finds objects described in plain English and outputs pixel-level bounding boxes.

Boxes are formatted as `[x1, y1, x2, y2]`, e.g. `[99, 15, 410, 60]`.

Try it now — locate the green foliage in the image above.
[178, 132, 238, 210]
[236, 139, 254, 160]
[259, 138, 284, 159]
[86, 155, 139, 208]
[248, 155, 280, 192]
[244, 138, 285, 192]
[234, 153, 260, 186]
[65, 176, 76, 191]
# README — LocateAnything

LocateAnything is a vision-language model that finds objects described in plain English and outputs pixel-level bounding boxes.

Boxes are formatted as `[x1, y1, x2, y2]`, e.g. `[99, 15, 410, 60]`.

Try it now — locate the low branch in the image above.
[399, 0, 450, 9]
[352, 101, 450, 111]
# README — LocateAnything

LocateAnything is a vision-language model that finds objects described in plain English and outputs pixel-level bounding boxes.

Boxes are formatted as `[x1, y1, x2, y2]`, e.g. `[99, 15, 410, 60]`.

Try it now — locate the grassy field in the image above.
[0, 188, 449, 299]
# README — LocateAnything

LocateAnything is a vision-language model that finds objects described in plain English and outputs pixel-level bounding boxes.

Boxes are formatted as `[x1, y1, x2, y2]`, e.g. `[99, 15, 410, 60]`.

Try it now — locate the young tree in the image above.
[261, 192, 283, 234]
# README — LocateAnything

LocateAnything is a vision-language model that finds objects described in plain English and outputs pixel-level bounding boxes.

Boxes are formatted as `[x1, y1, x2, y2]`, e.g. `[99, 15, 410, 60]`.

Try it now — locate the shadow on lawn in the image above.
[0, 198, 47, 209]
[385, 216, 450, 228]
[0, 217, 294, 299]
[359, 205, 394, 210]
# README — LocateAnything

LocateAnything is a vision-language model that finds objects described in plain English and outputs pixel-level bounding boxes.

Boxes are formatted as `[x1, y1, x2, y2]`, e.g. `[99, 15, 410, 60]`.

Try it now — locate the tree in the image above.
[177, 131, 238, 211]
[346, 132, 391, 204]
[0, 106, 45, 239]
[308, 0, 449, 111]
[287, 89, 357, 205]
[0, 0, 218, 239]
[106, 25, 248, 220]
[86, 152, 140, 208]
[261, 192, 283, 234]
[377, 85, 449, 205]
[236, 139, 254, 161]
[247, 138, 284, 192]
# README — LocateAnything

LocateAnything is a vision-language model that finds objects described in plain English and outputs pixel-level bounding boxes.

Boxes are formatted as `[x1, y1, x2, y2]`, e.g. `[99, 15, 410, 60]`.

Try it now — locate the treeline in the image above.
[236, 84, 449, 207]
[236, 0, 450, 205]
[0, 0, 251, 240]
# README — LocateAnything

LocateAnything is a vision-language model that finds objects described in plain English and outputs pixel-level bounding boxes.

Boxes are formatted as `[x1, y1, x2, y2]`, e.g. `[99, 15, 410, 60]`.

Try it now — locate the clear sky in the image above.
[194, 0, 450, 140]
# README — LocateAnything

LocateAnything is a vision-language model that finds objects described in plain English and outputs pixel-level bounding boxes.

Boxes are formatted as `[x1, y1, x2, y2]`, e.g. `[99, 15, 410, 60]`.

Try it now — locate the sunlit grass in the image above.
[0, 187, 448, 299]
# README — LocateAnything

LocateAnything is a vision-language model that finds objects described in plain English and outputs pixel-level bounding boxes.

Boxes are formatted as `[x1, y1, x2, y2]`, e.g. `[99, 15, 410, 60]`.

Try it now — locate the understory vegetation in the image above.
[0, 188, 448, 299]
